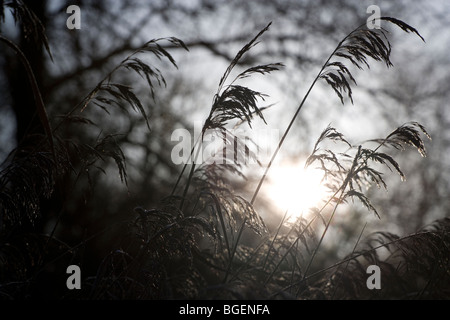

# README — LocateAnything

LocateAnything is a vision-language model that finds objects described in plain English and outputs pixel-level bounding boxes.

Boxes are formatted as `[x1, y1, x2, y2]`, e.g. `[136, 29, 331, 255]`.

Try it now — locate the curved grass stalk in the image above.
[270, 230, 435, 298]
[249, 26, 361, 206]
[300, 146, 361, 286]
[0, 35, 55, 161]
[251, 17, 424, 205]
[330, 221, 367, 299]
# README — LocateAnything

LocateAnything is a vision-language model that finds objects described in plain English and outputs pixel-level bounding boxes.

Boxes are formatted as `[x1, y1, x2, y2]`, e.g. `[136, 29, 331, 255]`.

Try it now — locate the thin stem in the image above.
[331, 221, 367, 299]
[206, 192, 232, 260]
[179, 134, 203, 210]
[52, 62, 123, 134]
[171, 135, 201, 197]
[262, 209, 289, 272]
[250, 71, 320, 205]
[264, 213, 318, 286]
[299, 146, 361, 293]
[300, 188, 345, 285]
[270, 231, 432, 298]
[223, 217, 247, 283]
[0, 35, 55, 161]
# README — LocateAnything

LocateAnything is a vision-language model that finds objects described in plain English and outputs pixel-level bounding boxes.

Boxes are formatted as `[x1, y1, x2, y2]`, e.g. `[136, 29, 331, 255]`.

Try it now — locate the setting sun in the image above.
[266, 162, 327, 219]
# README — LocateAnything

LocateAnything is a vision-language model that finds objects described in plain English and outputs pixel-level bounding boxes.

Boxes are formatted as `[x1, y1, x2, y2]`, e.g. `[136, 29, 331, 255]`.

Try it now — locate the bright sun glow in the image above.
[266, 162, 327, 219]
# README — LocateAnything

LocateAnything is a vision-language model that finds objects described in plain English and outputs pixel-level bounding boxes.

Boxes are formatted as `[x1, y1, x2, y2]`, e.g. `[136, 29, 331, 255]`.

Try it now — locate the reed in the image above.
[1, 1, 446, 299]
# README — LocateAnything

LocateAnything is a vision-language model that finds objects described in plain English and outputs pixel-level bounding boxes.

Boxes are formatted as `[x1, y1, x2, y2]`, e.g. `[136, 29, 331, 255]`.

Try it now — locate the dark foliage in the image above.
[0, 2, 446, 300]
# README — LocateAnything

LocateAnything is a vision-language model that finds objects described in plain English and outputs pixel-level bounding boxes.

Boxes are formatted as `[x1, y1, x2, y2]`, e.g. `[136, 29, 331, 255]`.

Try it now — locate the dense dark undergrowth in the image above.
[0, 1, 448, 300]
